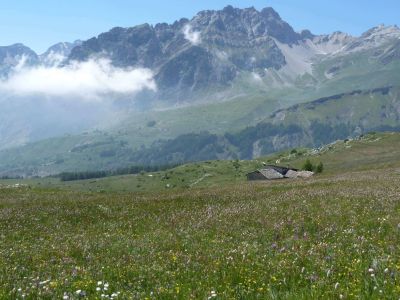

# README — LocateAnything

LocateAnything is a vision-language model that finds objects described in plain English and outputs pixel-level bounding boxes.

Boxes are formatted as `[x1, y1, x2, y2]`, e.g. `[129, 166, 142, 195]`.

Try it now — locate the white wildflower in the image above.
[326, 269, 331, 277]
[207, 290, 217, 299]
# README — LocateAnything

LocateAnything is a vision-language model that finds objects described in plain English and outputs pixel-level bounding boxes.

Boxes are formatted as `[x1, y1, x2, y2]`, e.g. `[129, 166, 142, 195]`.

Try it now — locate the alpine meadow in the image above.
[1, 2, 400, 299]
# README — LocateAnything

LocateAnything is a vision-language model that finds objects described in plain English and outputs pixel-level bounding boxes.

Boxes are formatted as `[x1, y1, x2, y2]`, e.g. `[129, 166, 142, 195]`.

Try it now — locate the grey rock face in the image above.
[342, 25, 400, 53]
[379, 39, 400, 64]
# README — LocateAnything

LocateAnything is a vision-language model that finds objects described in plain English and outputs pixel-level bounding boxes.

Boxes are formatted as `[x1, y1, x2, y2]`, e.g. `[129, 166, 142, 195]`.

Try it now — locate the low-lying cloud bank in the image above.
[0, 58, 157, 101]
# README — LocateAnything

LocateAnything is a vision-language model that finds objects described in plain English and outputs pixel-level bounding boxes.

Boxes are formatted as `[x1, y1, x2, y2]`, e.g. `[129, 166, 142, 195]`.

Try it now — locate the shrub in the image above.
[316, 162, 324, 174]
[303, 159, 314, 172]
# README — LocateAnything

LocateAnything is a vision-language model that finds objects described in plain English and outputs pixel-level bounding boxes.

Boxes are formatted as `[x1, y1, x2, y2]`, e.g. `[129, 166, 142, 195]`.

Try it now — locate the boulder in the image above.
[285, 170, 314, 178]
[285, 170, 300, 178]
[296, 171, 314, 178]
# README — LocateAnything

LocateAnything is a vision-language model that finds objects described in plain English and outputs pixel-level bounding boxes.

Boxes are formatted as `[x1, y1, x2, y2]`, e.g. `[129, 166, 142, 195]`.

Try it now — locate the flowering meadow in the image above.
[1, 168, 400, 299]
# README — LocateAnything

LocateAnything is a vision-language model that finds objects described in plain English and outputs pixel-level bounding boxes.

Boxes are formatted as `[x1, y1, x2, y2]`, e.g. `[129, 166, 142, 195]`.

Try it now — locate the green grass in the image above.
[1, 168, 400, 299]
[1, 133, 400, 299]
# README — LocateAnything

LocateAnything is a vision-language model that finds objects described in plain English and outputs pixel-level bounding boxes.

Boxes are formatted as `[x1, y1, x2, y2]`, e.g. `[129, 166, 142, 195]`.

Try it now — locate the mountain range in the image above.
[1, 5, 400, 176]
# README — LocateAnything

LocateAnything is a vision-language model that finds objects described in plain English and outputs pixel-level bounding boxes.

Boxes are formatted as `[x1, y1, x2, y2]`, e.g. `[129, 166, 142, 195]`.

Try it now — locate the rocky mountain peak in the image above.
[300, 29, 315, 40]
[340, 24, 400, 53]
[40, 40, 82, 66]
[222, 5, 236, 15]
[190, 6, 299, 44]
[0, 43, 37, 56]
[260, 7, 281, 21]
[0, 44, 38, 75]
[361, 24, 400, 39]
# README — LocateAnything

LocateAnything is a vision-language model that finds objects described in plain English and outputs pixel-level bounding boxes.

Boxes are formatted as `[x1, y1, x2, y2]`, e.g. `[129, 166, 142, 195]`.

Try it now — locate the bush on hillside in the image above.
[302, 160, 324, 173]
[302, 159, 314, 172]
[316, 162, 324, 174]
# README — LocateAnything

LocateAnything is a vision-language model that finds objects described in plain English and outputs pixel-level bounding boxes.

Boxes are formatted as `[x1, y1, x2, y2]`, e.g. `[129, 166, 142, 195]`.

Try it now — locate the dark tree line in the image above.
[58, 164, 179, 181]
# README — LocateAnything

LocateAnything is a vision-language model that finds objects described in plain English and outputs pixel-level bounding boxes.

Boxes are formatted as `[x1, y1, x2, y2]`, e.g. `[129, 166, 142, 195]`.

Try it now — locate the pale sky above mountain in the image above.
[1, 0, 399, 53]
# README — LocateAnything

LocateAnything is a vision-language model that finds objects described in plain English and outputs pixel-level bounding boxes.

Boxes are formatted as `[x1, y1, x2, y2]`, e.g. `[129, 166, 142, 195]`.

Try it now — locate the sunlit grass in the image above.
[1, 169, 400, 299]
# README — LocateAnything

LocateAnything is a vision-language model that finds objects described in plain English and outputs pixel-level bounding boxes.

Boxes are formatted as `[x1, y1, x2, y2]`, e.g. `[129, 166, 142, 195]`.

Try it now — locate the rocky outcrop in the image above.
[285, 170, 314, 178]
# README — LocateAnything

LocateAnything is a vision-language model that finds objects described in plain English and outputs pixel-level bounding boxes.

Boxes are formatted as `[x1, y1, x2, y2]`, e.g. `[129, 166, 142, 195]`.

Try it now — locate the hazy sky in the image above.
[1, 0, 399, 53]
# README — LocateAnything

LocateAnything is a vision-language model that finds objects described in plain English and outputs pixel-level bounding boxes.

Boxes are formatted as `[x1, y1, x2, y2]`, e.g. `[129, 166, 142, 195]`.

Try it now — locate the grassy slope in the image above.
[2, 132, 399, 193]
[311, 47, 400, 95]
[268, 87, 400, 131]
[276, 132, 400, 172]
[111, 91, 283, 146]
[1, 133, 400, 298]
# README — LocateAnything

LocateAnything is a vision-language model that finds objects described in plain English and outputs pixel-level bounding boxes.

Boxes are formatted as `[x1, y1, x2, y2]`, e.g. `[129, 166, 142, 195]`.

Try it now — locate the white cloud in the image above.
[42, 51, 66, 67]
[0, 58, 157, 101]
[252, 72, 263, 82]
[183, 24, 201, 46]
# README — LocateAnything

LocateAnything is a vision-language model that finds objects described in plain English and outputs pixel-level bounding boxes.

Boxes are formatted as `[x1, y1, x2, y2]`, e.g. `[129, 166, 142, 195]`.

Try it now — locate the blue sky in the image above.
[1, 0, 399, 53]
